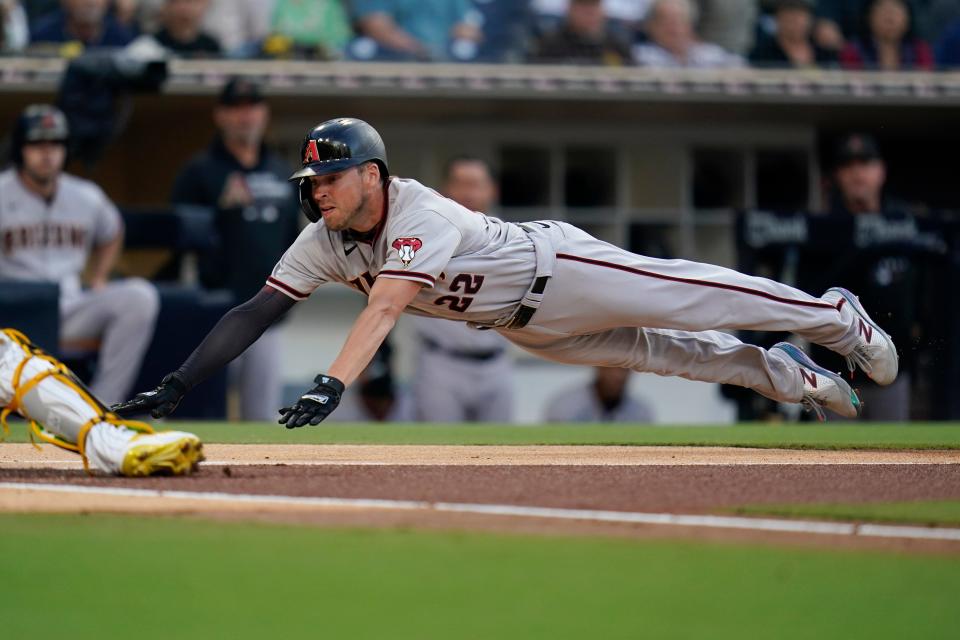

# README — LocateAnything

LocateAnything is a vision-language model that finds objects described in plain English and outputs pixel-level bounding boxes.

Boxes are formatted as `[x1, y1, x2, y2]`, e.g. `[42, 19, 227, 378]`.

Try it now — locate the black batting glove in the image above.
[278, 374, 345, 428]
[111, 373, 187, 419]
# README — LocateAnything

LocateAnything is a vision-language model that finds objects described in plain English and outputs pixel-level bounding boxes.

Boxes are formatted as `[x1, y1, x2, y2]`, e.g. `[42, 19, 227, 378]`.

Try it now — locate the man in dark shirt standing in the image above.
[804, 133, 918, 420]
[171, 77, 301, 420]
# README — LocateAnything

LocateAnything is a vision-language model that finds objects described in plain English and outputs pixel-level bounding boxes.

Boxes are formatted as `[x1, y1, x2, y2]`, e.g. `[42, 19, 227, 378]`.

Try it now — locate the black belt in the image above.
[503, 275, 550, 330]
[421, 335, 505, 361]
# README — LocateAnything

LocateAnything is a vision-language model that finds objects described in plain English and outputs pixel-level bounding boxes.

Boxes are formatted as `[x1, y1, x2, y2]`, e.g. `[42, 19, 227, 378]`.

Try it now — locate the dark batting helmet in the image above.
[10, 104, 70, 166]
[289, 118, 389, 223]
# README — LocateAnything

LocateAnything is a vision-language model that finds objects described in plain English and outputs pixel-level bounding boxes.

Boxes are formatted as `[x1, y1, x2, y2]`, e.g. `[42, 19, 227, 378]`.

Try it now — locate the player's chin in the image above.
[321, 211, 344, 230]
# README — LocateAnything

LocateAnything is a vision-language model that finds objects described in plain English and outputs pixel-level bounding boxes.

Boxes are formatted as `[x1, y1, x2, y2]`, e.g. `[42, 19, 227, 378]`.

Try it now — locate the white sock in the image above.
[84, 422, 138, 474]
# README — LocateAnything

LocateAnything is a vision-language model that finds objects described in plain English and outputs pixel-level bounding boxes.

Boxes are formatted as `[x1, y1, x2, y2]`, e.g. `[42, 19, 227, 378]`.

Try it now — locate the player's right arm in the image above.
[111, 286, 297, 418]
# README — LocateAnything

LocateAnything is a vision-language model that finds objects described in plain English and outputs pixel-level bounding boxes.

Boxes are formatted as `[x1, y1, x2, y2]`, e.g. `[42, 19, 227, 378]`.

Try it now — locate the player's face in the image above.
[215, 103, 269, 147]
[308, 165, 377, 231]
[443, 161, 497, 213]
[20, 142, 66, 186]
[835, 159, 886, 209]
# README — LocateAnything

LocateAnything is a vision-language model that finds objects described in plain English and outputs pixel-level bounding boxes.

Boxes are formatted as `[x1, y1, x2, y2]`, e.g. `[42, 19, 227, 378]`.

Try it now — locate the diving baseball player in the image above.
[114, 118, 898, 424]
[0, 328, 202, 476]
[0, 104, 159, 405]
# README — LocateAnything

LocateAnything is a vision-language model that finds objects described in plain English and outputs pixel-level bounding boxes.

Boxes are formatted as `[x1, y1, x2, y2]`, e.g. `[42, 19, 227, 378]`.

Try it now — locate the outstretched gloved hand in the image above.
[111, 373, 186, 419]
[278, 374, 345, 428]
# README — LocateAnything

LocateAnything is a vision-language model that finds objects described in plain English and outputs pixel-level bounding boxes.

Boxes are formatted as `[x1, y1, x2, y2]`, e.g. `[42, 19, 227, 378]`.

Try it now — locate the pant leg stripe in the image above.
[555, 253, 836, 310]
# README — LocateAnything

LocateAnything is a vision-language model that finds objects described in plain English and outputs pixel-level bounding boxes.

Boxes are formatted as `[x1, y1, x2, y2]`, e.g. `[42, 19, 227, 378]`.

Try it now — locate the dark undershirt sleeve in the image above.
[173, 286, 297, 390]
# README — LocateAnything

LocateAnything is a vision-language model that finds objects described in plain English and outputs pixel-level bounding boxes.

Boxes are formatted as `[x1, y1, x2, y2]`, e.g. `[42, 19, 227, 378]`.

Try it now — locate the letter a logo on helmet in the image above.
[391, 237, 423, 267]
[303, 140, 321, 165]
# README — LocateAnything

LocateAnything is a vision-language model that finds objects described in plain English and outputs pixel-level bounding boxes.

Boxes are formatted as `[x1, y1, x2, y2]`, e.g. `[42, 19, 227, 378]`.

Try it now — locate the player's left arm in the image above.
[87, 231, 123, 290]
[279, 277, 422, 428]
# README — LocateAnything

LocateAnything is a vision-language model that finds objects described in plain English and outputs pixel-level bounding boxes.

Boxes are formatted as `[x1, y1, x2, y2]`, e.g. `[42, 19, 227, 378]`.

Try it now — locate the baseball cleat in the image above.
[822, 287, 899, 386]
[120, 431, 204, 477]
[772, 342, 861, 421]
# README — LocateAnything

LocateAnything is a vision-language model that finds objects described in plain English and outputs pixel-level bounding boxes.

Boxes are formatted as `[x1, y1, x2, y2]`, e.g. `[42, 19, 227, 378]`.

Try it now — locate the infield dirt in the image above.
[2, 444, 959, 553]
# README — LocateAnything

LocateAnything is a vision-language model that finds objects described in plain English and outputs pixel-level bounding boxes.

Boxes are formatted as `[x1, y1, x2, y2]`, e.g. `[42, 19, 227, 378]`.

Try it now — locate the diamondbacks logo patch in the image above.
[391, 237, 422, 267]
[303, 140, 320, 165]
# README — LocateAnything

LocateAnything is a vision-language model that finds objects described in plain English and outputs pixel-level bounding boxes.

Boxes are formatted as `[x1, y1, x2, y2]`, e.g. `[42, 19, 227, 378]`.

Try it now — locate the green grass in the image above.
[7, 420, 960, 449]
[1, 514, 958, 640]
[733, 500, 960, 527]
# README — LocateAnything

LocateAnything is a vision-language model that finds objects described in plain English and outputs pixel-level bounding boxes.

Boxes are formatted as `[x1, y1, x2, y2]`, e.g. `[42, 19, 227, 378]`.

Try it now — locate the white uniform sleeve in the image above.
[265, 225, 335, 301]
[378, 211, 462, 288]
[92, 187, 122, 246]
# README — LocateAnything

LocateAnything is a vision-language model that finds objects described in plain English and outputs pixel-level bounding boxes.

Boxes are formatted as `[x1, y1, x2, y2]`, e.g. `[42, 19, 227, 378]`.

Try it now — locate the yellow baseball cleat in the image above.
[120, 431, 205, 477]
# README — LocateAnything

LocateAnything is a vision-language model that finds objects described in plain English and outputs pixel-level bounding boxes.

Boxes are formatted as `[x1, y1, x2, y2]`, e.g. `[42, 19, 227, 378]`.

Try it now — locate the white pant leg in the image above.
[502, 325, 803, 404]
[0, 331, 136, 474]
[230, 326, 283, 421]
[531, 225, 857, 355]
[60, 279, 159, 405]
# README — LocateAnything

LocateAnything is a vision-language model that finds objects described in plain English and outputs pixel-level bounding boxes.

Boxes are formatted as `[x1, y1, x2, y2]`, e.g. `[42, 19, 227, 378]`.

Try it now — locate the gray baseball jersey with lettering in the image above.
[268, 177, 535, 324]
[269, 176, 862, 407]
[0, 168, 121, 301]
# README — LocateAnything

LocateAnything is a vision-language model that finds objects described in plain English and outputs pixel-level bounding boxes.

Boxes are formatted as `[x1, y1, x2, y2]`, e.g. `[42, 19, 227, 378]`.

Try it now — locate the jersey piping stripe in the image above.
[555, 254, 837, 310]
[266, 277, 310, 300]
[378, 270, 436, 287]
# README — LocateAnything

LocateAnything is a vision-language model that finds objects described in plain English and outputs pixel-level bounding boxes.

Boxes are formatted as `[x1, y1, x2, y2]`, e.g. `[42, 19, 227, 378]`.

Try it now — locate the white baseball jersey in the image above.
[268, 175, 866, 410]
[0, 168, 122, 301]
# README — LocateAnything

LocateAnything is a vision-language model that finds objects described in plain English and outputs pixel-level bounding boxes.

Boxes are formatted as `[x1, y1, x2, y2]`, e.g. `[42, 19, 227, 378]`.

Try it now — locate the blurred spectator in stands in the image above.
[30, 0, 135, 49]
[916, 0, 960, 43]
[471, 0, 532, 62]
[261, 0, 352, 60]
[530, 0, 632, 65]
[112, 0, 138, 31]
[634, 0, 744, 67]
[411, 156, 515, 423]
[0, 104, 158, 405]
[202, 0, 274, 57]
[840, 0, 934, 69]
[170, 78, 301, 421]
[934, 14, 960, 65]
[696, 0, 759, 55]
[531, 0, 650, 40]
[1, 0, 29, 51]
[545, 367, 654, 423]
[751, 0, 839, 67]
[808, 133, 918, 420]
[813, 0, 862, 51]
[351, 0, 482, 61]
[152, 0, 219, 57]
[22, 0, 59, 24]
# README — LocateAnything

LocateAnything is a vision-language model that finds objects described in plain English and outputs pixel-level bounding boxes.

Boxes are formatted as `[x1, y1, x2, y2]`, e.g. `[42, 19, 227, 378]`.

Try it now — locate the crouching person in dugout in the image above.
[0, 329, 203, 476]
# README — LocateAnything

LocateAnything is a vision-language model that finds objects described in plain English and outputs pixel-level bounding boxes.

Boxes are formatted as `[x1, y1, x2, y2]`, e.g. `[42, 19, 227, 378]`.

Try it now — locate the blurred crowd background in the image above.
[1, 0, 959, 426]
[5, 0, 960, 69]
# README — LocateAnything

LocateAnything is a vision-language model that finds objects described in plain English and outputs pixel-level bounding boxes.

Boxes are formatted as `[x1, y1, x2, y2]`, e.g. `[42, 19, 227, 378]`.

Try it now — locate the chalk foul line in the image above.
[1, 482, 958, 542]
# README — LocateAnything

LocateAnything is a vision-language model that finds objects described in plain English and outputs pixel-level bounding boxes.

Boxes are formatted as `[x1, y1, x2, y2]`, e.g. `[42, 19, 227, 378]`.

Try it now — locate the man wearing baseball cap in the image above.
[0, 104, 159, 405]
[804, 133, 918, 420]
[170, 77, 301, 421]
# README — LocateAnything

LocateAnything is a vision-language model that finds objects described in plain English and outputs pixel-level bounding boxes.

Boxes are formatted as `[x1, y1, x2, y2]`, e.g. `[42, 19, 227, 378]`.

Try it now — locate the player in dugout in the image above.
[114, 118, 899, 425]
